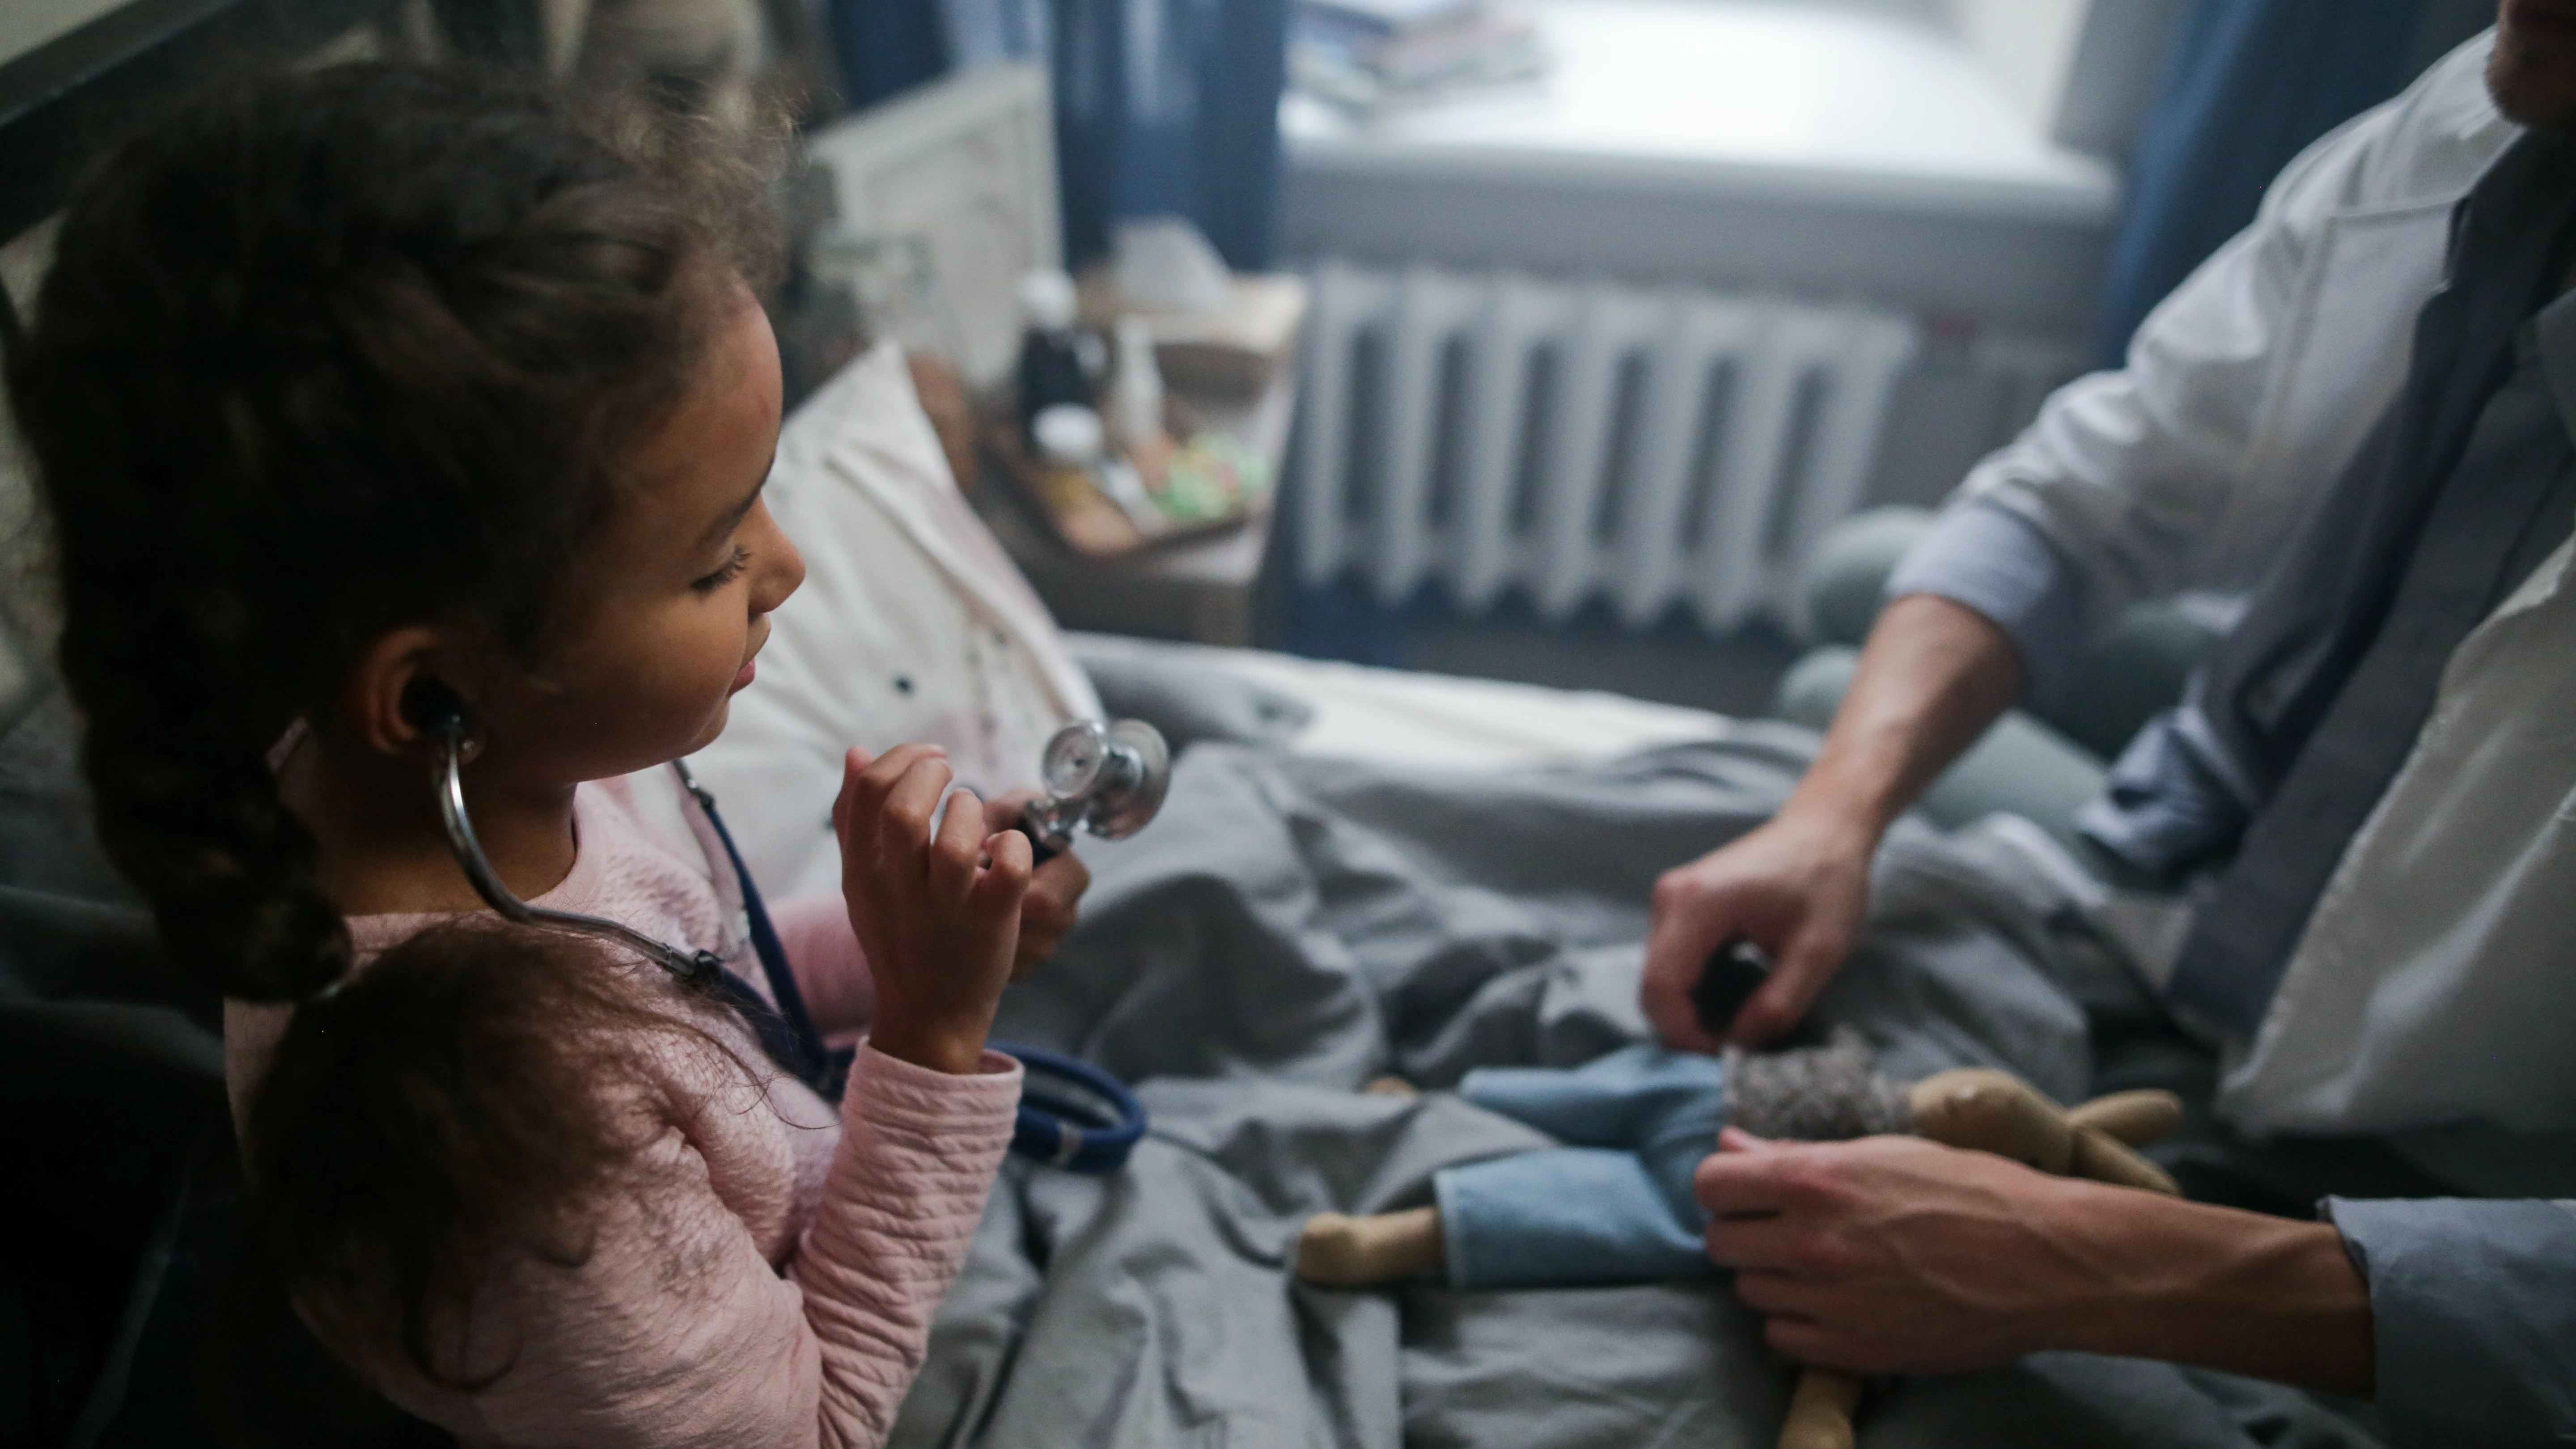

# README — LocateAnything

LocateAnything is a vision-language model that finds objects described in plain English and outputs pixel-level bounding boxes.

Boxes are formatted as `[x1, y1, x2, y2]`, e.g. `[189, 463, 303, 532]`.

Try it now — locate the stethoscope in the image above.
[424, 699, 1170, 1173]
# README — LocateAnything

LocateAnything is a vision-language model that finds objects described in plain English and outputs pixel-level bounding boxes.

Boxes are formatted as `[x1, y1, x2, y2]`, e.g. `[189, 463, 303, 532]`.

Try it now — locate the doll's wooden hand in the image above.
[1908, 1069, 2182, 1195]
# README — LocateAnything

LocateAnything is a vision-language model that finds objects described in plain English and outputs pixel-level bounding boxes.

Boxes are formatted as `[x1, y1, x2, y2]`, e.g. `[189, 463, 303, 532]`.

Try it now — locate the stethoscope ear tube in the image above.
[432, 725, 722, 988]
[429, 716, 1162, 1170]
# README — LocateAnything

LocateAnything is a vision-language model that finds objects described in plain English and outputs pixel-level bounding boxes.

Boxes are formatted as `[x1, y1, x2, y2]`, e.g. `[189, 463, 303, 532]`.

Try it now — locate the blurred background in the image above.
[0, 0, 2504, 718]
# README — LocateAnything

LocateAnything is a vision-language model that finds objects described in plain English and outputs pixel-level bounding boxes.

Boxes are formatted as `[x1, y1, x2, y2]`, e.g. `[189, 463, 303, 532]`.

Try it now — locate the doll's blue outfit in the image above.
[1434, 1044, 1727, 1289]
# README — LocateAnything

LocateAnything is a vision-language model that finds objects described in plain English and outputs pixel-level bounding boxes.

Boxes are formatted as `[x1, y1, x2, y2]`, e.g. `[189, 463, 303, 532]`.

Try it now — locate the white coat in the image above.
[1956, 32, 2576, 1195]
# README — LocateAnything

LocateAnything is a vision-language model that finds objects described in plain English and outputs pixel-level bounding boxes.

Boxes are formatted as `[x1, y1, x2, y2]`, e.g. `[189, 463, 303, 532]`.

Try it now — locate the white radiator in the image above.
[1291, 261, 2066, 630]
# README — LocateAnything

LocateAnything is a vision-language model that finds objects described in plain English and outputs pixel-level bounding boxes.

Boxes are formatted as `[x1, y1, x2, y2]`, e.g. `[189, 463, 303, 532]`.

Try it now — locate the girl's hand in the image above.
[980, 790, 1092, 980]
[833, 745, 1031, 1075]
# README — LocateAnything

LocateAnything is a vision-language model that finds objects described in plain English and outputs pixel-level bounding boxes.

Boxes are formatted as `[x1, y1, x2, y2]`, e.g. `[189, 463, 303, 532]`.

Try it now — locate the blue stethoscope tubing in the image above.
[428, 713, 1148, 1174]
[990, 1042, 1149, 1172]
[683, 768, 1149, 1174]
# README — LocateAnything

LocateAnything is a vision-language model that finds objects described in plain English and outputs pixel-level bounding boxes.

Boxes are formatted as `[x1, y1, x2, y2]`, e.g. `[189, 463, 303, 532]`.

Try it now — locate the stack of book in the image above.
[1290, 0, 1547, 115]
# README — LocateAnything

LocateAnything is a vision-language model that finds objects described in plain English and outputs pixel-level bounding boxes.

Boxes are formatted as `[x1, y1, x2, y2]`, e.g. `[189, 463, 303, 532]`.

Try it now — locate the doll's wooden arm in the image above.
[1907, 1069, 2182, 1195]
[1295, 1207, 1444, 1285]
[2067, 1088, 2183, 1144]
[1778, 1368, 1863, 1449]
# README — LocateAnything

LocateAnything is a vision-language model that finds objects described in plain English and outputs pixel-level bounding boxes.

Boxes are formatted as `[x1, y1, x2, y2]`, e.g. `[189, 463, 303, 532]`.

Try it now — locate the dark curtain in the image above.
[1051, 0, 1287, 271]
[829, 0, 1287, 271]
[2096, 0, 2438, 362]
[427, 0, 549, 66]
[830, 1, 951, 110]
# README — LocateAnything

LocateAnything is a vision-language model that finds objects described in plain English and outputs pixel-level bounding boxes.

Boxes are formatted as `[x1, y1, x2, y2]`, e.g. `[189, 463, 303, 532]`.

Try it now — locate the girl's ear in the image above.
[345, 626, 466, 759]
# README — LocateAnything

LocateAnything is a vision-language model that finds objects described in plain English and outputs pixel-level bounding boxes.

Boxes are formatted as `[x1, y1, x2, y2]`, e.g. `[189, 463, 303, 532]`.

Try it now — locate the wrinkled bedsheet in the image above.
[889, 733, 2384, 1449]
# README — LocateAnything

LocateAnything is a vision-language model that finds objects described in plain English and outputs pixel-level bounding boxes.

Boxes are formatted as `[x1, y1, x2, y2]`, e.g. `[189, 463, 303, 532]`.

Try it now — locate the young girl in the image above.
[14, 63, 1076, 1445]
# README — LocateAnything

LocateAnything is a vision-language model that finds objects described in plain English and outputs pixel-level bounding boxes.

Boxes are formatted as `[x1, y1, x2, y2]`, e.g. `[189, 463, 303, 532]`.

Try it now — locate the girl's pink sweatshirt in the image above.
[225, 774, 1020, 1449]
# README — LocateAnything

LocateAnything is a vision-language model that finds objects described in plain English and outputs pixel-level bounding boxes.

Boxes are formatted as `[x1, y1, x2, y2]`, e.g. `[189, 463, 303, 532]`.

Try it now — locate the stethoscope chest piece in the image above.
[1022, 718, 1172, 854]
[428, 706, 1172, 1168]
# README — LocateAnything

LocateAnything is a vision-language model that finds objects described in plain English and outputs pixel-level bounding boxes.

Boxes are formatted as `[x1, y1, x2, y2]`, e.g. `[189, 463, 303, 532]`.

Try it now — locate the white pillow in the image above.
[682, 341, 1101, 899]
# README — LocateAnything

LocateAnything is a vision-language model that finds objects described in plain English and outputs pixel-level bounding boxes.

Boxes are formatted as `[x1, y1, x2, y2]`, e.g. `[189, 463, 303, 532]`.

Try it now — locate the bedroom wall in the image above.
[0, 0, 132, 66]
[0, 0, 99, 733]
[1946, 0, 2090, 138]
[0, 224, 61, 733]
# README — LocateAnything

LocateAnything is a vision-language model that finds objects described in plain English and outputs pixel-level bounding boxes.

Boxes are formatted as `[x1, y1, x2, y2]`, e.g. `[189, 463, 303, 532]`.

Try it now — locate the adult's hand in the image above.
[1642, 808, 1876, 1051]
[1643, 594, 2028, 1050]
[1696, 1128, 2375, 1395]
[1699, 1130, 2094, 1371]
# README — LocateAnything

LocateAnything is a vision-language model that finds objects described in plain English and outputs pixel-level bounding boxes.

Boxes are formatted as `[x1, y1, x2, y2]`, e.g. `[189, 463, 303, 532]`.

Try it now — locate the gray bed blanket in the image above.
[892, 733, 2381, 1449]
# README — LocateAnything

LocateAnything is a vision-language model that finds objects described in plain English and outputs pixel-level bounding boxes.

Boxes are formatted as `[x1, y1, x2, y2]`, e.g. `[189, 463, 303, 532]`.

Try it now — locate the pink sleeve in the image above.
[771, 892, 875, 1036]
[368, 1045, 1021, 1449]
[787, 1047, 1023, 1447]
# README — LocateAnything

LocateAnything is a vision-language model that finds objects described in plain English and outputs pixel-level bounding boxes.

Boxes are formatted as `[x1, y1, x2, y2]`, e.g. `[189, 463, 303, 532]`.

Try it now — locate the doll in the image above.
[1295, 1035, 2181, 1449]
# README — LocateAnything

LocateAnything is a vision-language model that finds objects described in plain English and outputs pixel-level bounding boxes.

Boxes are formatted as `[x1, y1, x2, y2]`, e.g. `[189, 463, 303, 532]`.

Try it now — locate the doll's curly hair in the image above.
[9, 61, 780, 1386]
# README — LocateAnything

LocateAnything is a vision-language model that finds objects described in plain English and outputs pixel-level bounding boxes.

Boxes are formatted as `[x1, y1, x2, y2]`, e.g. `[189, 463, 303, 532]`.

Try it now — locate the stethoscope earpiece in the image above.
[405, 680, 481, 763]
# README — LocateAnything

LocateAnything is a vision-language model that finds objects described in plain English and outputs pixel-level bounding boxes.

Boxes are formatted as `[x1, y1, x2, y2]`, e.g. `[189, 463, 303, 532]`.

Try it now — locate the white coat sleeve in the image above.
[1909, 94, 2432, 652]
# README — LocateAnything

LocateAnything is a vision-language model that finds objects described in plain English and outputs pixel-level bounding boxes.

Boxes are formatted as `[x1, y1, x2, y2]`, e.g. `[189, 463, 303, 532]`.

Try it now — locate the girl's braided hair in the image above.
[14, 60, 774, 1003]
[10, 62, 780, 1386]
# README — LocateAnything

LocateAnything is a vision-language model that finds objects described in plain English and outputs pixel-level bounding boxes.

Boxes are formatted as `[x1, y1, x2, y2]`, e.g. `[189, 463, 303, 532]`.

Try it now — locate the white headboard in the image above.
[802, 62, 1062, 391]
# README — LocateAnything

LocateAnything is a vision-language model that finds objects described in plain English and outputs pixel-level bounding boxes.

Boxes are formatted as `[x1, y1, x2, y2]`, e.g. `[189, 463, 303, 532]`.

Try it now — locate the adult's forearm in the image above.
[1783, 593, 2025, 839]
[2045, 1182, 2374, 1397]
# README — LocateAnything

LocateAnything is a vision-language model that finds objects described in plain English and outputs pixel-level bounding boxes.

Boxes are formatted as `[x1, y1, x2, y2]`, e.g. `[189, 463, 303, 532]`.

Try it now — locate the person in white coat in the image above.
[1655, 6, 2576, 1443]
